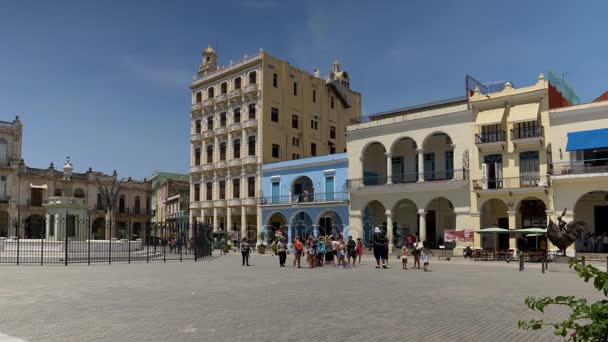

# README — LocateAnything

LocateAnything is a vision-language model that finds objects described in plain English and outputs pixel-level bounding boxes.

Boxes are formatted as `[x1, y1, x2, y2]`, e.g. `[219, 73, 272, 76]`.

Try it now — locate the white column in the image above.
[241, 208, 247, 241]
[227, 207, 232, 235]
[385, 153, 392, 185]
[241, 130, 247, 158]
[214, 136, 219, 163]
[201, 211, 206, 226]
[507, 210, 517, 250]
[349, 213, 363, 241]
[417, 149, 424, 182]
[359, 156, 366, 179]
[386, 210, 394, 254]
[227, 133, 232, 160]
[213, 208, 218, 231]
[418, 209, 427, 242]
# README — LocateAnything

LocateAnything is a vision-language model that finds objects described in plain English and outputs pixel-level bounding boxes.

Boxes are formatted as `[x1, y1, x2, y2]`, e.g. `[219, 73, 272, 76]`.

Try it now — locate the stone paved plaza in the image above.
[0, 254, 603, 342]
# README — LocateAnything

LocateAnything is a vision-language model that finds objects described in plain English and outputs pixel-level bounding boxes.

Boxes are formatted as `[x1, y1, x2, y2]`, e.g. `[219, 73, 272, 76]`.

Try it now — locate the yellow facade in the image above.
[189, 47, 361, 241]
[469, 75, 554, 251]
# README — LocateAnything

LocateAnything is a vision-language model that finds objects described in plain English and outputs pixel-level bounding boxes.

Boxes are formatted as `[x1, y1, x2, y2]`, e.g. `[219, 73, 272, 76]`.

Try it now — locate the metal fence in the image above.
[0, 217, 212, 265]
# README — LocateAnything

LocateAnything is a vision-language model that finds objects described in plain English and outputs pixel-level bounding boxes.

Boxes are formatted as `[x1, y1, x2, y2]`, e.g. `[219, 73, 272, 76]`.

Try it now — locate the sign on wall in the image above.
[444, 229, 474, 242]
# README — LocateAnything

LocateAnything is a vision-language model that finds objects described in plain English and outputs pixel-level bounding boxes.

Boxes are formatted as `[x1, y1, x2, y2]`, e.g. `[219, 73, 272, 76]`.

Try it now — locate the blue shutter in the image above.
[325, 176, 334, 201]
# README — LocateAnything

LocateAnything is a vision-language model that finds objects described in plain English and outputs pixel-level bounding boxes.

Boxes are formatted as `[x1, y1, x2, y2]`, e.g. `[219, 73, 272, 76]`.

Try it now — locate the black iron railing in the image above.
[551, 158, 608, 176]
[472, 175, 550, 190]
[475, 130, 506, 144]
[348, 169, 468, 188]
[259, 192, 348, 205]
[511, 126, 544, 140]
[0, 219, 213, 266]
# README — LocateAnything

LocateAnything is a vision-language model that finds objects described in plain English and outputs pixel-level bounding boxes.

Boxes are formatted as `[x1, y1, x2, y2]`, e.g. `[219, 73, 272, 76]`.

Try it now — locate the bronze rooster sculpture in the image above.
[547, 208, 587, 255]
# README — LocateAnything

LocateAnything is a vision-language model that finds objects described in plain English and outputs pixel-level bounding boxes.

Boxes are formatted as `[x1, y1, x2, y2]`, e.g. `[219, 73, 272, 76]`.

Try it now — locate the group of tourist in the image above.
[235, 226, 434, 271]
[286, 234, 364, 269]
[577, 232, 608, 253]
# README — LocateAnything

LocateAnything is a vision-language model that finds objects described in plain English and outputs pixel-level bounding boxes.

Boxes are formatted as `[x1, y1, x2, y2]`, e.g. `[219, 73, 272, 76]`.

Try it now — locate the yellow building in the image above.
[549, 99, 608, 254]
[346, 97, 473, 252]
[189, 46, 361, 241]
[469, 74, 553, 251]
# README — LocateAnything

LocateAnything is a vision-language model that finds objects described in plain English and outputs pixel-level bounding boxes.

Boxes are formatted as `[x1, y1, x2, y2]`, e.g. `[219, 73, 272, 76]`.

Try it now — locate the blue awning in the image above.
[566, 128, 608, 151]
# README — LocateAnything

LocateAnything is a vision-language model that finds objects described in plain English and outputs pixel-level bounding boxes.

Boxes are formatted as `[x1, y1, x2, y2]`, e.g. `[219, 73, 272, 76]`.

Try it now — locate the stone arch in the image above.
[290, 211, 314, 241]
[392, 199, 418, 247]
[424, 197, 456, 248]
[480, 198, 509, 249]
[574, 191, 608, 250]
[316, 209, 344, 236]
[362, 200, 387, 246]
[291, 176, 314, 202]
[421, 131, 455, 181]
[390, 137, 418, 183]
[361, 141, 387, 186]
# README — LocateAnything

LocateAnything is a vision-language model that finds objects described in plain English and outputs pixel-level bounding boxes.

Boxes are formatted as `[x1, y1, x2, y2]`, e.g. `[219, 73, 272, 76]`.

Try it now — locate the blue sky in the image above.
[1, 0, 607, 179]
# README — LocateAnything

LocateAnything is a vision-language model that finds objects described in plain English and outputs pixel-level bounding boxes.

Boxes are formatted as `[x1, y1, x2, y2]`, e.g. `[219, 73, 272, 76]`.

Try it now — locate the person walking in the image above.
[219, 235, 226, 255]
[318, 237, 326, 267]
[401, 245, 410, 270]
[412, 239, 422, 269]
[240, 237, 250, 266]
[293, 236, 303, 268]
[331, 236, 338, 266]
[355, 238, 363, 265]
[347, 235, 357, 267]
[372, 227, 388, 269]
[277, 238, 287, 267]
[421, 240, 433, 271]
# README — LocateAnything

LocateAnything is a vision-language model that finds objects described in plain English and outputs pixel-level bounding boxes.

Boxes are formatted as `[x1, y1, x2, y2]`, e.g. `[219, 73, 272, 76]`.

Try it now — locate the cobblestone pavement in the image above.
[0, 254, 602, 342]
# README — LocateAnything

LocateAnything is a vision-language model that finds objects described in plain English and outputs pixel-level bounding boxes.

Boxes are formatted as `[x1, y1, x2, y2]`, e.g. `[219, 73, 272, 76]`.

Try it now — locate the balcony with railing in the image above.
[552, 158, 608, 177]
[229, 88, 242, 99]
[203, 130, 214, 138]
[229, 122, 241, 132]
[511, 125, 544, 140]
[348, 169, 468, 189]
[202, 98, 215, 108]
[243, 119, 257, 129]
[259, 192, 348, 206]
[472, 175, 550, 191]
[215, 126, 227, 135]
[215, 93, 227, 105]
[242, 155, 257, 165]
[244, 84, 258, 94]
[475, 130, 506, 145]
[190, 133, 203, 142]
[192, 102, 202, 111]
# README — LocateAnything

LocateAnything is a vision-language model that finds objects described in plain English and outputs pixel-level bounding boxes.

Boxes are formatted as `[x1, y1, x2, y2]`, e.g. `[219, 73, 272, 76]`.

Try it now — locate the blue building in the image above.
[260, 153, 349, 243]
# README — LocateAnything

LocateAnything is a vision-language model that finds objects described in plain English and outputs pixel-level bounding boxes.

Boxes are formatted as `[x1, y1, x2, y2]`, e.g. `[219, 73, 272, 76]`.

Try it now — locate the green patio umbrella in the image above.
[514, 227, 547, 234]
[475, 226, 510, 250]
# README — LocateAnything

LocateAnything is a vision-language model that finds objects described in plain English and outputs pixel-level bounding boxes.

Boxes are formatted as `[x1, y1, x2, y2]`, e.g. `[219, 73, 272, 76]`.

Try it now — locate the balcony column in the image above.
[241, 129, 247, 159]
[507, 210, 517, 250]
[241, 171, 246, 198]
[214, 136, 219, 163]
[418, 209, 427, 242]
[349, 213, 363, 241]
[417, 149, 425, 182]
[227, 207, 232, 236]
[385, 210, 394, 254]
[213, 208, 218, 232]
[226, 170, 232, 201]
[201, 211, 206, 227]
[241, 207, 247, 242]
[359, 156, 366, 179]
[227, 132, 232, 161]
[385, 153, 393, 185]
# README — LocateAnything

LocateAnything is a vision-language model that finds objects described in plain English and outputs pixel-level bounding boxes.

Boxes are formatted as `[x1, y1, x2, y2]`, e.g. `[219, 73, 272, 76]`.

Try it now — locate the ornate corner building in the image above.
[189, 46, 361, 241]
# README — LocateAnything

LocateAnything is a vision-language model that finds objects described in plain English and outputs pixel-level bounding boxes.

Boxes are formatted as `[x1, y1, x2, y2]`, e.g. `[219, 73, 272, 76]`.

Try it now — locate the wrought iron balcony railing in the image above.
[475, 130, 506, 144]
[511, 126, 544, 140]
[472, 175, 550, 190]
[348, 169, 468, 188]
[551, 158, 608, 176]
[259, 192, 348, 205]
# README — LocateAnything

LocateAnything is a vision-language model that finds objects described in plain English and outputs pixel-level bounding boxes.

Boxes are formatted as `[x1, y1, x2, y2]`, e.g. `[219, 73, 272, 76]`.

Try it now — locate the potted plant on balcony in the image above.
[257, 231, 268, 254]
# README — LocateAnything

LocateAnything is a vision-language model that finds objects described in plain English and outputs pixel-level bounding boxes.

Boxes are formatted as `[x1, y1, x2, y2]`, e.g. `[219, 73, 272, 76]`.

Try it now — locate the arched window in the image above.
[233, 139, 241, 159]
[195, 120, 201, 133]
[194, 148, 201, 165]
[249, 71, 256, 84]
[206, 144, 213, 163]
[220, 82, 227, 94]
[248, 136, 256, 156]
[195, 91, 202, 103]
[119, 194, 126, 213]
[207, 87, 214, 99]
[134, 196, 141, 214]
[74, 188, 85, 199]
[234, 77, 241, 89]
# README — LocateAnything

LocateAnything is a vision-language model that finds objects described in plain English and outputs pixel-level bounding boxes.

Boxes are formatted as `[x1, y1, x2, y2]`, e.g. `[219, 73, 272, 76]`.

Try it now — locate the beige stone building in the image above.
[0, 116, 151, 239]
[149, 172, 189, 224]
[346, 97, 472, 251]
[189, 46, 361, 241]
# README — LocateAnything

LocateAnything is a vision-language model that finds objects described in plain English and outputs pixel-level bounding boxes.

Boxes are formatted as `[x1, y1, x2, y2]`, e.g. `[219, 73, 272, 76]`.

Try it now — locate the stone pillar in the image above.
[507, 210, 517, 250]
[418, 209, 427, 242]
[385, 153, 392, 185]
[241, 208, 247, 242]
[201, 211, 206, 227]
[385, 210, 394, 254]
[417, 149, 424, 182]
[227, 132, 232, 160]
[241, 130, 247, 158]
[349, 213, 363, 241]
[226, 207, 232, 237]
[213, 136, 219, 163]
[213, 208, 218, 231]
[471, 212, 481, 249]
[359, 156, 366, 180]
